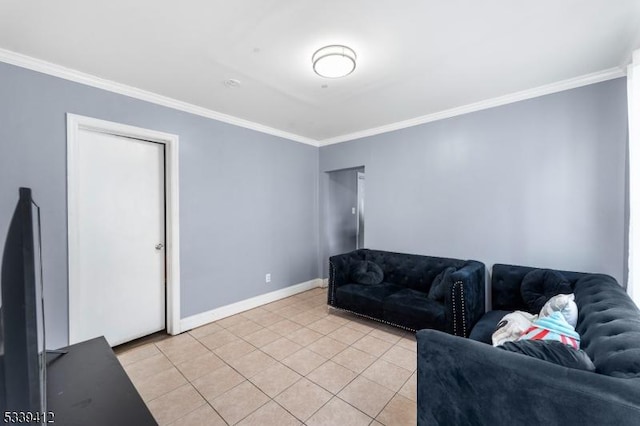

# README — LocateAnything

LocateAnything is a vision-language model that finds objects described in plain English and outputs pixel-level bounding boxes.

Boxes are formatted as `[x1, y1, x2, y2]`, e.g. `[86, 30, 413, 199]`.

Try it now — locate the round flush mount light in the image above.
[312, 45, 356, 78]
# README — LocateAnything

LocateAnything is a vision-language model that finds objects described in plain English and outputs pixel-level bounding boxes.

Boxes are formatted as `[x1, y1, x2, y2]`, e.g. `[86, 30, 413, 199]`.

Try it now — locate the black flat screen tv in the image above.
[0, 187, 46, 419]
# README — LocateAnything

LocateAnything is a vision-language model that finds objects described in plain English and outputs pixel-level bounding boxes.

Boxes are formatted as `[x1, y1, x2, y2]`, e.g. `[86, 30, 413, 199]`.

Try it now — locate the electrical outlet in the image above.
[265, 273, 271, 283]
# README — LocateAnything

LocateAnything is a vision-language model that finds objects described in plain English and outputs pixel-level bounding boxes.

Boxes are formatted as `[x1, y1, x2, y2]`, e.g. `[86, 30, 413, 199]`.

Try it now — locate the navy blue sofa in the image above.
[416, 264, 640, 425]
[328, 249, 485, 335]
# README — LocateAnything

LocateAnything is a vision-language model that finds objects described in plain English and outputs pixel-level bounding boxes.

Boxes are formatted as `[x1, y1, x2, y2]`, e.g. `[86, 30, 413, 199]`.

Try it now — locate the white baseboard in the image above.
[320, 278, 328, 288]
[179, 278, 323, 332]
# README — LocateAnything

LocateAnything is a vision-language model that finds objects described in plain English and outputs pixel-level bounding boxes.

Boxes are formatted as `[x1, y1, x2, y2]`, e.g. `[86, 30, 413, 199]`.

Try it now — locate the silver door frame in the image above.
[356, 172, 365, 249]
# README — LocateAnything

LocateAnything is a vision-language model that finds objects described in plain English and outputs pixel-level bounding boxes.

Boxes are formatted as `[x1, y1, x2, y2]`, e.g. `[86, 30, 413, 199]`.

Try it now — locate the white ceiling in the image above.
[1, 1, 639, 144]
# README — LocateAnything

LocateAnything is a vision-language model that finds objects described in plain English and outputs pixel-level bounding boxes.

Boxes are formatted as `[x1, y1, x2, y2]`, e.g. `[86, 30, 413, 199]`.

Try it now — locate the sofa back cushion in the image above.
[364, 249, 465, 292]
[491, 264, 585, 313]
[574, 275, 640, 379]
[428, 267, 456, 302]
[520, 269, 573, 313]
[349, 260, 384, 285]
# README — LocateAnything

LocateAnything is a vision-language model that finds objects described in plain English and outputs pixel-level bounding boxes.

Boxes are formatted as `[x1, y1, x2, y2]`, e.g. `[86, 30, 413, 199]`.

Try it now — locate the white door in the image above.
[70, 129, 166, 346]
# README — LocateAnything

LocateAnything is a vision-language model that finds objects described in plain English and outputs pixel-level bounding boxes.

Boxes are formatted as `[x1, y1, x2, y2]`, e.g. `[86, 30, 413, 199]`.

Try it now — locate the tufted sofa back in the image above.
[353, 249, 465, 292]
[491, 264, 640, 379]
[491, 264, 585, 313]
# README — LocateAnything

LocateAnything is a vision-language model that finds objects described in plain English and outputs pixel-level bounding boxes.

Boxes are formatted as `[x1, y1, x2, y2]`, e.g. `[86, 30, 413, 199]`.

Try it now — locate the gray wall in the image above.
[320, 78, 628, 286]
[0, 62, 319, 349]
[323, 167, 364, 276]
[0, 59, 629, 348]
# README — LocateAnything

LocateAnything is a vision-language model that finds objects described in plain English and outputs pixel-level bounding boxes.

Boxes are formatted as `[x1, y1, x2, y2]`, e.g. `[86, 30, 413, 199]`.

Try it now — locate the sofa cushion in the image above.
[521, 269, 572, 313]
[383, 288, 447, 331]
[349, 260, 384, 285]
[336, 282, 403, 318]
[428, 266, 455, 302]
[469, 310, 511, 344]
[498, 340, 595, 371]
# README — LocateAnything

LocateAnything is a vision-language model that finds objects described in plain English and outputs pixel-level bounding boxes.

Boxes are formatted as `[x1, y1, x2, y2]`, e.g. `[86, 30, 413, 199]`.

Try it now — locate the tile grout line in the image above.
[153, 340, 229, 426]
[119, 288, 415, 426]
[194, 326, 315, 424]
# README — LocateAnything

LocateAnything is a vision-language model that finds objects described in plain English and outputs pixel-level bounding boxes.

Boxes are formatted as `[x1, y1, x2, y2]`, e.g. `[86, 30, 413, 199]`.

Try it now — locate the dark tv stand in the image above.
[47, 336, 156, 426]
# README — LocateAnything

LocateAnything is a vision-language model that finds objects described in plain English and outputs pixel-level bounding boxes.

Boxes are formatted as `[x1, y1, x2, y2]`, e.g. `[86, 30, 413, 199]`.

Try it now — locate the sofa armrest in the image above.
[416, 329, 640, 426]
[446, 260, 485, 337]
[328, 252, 358, 306]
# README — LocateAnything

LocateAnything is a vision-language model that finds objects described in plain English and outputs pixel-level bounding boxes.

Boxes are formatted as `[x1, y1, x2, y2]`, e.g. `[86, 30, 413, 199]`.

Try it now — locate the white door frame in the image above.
[66, 113, 181, 342]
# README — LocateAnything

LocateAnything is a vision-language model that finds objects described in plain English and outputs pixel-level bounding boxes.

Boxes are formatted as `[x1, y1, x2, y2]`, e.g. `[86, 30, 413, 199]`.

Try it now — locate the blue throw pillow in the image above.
[498, 340, 595, 371]
[428, 267, 456, 302]
[349, 260, 384, 285]
[521, 269, 572, 313]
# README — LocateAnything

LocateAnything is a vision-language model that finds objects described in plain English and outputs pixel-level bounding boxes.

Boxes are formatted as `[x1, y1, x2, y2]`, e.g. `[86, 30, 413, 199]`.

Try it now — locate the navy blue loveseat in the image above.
[328, 249, 485, 335]
[416, 264, 640, 425]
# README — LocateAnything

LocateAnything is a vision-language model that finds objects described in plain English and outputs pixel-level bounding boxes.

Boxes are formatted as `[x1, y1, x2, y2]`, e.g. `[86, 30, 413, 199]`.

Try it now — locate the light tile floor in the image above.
[115, 287, 417, 426]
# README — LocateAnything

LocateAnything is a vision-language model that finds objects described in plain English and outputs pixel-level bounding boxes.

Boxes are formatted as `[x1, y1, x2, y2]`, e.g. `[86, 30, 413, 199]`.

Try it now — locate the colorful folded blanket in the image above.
[518, 311, 580, 349]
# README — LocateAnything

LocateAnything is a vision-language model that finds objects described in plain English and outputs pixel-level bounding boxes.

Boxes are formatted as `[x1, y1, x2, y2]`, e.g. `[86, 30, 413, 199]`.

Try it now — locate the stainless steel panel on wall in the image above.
[357, 172, 365, 249]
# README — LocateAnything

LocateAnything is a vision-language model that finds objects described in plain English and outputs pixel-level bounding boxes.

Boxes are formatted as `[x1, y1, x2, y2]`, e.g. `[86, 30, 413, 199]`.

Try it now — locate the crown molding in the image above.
[0, 48, 319, 147]
[0, 48, 626, 149]
[319, 67, 627, 146]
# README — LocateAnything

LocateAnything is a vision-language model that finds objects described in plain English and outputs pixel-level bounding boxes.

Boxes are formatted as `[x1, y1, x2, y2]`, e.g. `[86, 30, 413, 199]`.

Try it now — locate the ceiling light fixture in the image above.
[312, 45, 356, 78]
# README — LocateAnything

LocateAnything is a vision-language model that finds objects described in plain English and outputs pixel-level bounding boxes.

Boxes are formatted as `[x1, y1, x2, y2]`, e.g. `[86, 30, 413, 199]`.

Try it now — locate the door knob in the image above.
[155, 243, 164, 250]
